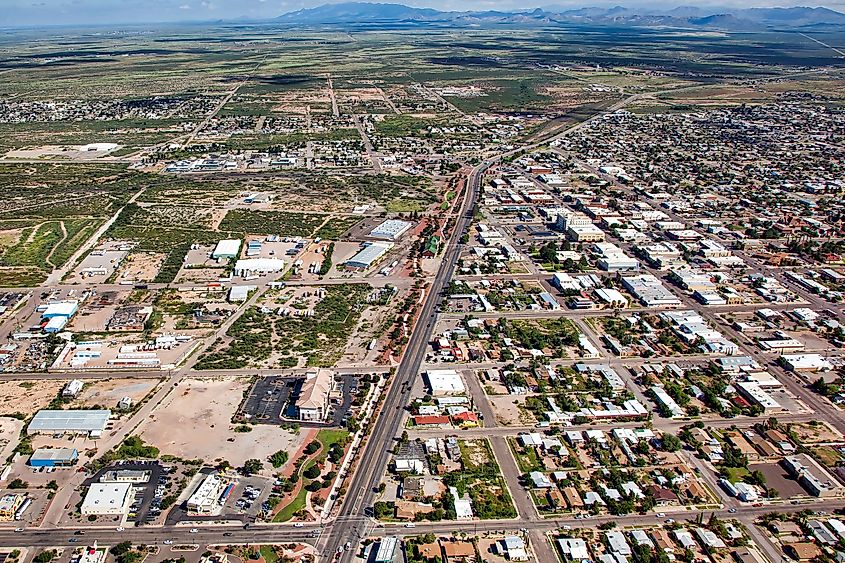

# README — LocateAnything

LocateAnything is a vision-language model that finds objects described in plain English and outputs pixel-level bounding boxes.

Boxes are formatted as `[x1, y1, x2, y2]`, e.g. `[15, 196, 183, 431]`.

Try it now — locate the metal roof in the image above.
[28, 410, 110, 433]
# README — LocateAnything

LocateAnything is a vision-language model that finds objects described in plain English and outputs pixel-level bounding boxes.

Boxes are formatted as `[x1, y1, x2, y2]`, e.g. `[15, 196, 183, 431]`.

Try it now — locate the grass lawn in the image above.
[316, 429, 350, 450]
[259, 546, 278, 563]
[722, 466, 750, 482]
[272, 487, 307, 523]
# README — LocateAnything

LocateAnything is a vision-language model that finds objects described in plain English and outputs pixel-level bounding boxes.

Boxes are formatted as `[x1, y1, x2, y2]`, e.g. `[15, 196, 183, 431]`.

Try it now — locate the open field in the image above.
[137, 376, 304, 468]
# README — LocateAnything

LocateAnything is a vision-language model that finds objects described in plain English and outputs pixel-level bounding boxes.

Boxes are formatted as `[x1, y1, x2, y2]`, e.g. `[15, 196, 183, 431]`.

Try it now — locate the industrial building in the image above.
[63, 379, 84, 398]
[80, 483, 135, 515]
[233, 258, 285, 277]
[297, 368, 333, 422]
[29, 447, 79, 467]
[345, 241, 393, 269]
[41, 300, 79, 333]
[369, 219, 413, 240]
[27, 409, 111, 437]
[212, 239, 241, 260]
[622, 274, 682, 308]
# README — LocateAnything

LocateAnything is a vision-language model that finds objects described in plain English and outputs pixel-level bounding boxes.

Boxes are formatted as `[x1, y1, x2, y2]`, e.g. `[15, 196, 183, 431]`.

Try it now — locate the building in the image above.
[187, 473, 227, 514]
[374, 536, 398, 563]
[212, 239, 241, 259]
[781, 353, 834, 373]
[594, 242, 639, 272]
[558, 538, 590, 561]
[233, 258, 285, 277]
[101, 470, 150, 483]
[0, 494, 24, 521]
[622, 274, 681, 307]
[297, 368, 333, 422]
[370, 219, 413, 240]
[228, 285, 256, 303]
[29, 447, 78, 467]
[498, 536, 529, 561]
[80, 483, 134, 515]
[424, 369, 465, 395]
[345, 241, 394, 269]
[27, 409, 110, 436]
[62, 379, 84, 398]
[606, 531, 632, 556]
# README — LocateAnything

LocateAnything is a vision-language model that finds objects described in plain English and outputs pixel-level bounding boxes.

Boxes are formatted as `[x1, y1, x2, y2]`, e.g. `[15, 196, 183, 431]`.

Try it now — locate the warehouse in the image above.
[212, 239, 241, 260]
[345, 241, 393, 269]
[29, 447, 79, 467]
[42, 301, 79, 319]
[81, 483, 134, 515]
[233, 258, 285, 277]
[27, 409, 111, 436]
[369, 219, 413, 240]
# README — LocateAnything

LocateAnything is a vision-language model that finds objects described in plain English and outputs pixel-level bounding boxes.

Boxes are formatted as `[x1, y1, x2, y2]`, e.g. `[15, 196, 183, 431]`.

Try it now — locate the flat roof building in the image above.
[370, 219, 413, 240]
[424, 369, 465, 395]
[212, 239, 241, 259]
[233, 258, 285, 277]
[27, 410, 110, 436]
[81, 483, 134, 515]
[29, 447, 78, 467]
[345, 241, 393, 269]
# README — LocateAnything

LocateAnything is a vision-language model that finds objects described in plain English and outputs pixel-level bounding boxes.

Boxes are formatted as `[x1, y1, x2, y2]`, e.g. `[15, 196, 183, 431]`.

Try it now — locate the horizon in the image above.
[4, 0, 845, 27]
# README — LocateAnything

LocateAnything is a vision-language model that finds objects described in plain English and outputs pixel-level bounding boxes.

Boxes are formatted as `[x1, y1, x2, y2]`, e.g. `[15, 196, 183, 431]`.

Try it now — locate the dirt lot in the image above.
[137, 376, 304, 469]
[70, 378, 160, 409]
[749, 462, 806, 499]
[489, 395, 535, 426]
[116, 252, 166, 283]
[790, 421, 843, 445]
[0, 417, 23, 461]
[0, 380, 64, 417]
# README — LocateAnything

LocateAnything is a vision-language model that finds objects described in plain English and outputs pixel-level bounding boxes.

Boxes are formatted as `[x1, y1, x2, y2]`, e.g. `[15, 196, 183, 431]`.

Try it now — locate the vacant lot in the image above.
[0, 380, 65, 418]
[70, 378, 160, 409]
[138, 376, 303, 468]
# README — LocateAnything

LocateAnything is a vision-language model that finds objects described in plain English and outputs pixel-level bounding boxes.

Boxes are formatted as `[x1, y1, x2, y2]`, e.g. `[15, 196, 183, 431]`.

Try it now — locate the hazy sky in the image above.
[3, 0, 844, 26]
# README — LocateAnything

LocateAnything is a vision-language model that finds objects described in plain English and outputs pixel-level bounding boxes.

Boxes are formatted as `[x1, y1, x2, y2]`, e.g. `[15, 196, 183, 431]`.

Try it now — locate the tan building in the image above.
[297, 368, 333, 422]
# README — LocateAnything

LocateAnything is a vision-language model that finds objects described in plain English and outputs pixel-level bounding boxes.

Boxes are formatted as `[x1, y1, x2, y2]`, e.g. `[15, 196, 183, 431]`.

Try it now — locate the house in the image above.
[784, 543, 822, 562]
[442, 539, 475, 561]
[296, 368, 333, 422]
[497, 536, 529, 561]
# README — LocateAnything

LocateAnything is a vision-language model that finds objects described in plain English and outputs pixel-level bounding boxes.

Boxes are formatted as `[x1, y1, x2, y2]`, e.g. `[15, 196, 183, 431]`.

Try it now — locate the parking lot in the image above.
[84, 461, 167, 525]
[237, 375, 357, 427]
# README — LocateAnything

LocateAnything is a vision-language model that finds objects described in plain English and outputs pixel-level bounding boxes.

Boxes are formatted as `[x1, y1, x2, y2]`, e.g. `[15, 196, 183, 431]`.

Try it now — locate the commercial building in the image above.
[297, 368, 333, 422]
[0, 494, 25, 521]
[594, 242, 639, 272]
[374, 537, 398, 563]
[783, 454, 840, 497]
[29, 447, 79, 467]
[80, 483, 134, 515]
[622, 274, 682, 308]
[212, 239, 241, 259]
[233, 258, 285, 277]
[345, 241, 393, 269]
[370, 219, 413, 240]
[228, 285, 256, 303]
[187, 473, 233, 514]
[27, 409, 110, 436]
[781, 353, 834, 373]
[736, 381, 782, 413]
[424, 369, 465, 395]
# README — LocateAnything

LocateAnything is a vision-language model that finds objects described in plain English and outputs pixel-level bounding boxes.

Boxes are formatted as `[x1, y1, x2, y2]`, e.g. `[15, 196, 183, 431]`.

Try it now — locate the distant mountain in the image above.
[275, 2, 444, 24]
[275, 1, 845, 30]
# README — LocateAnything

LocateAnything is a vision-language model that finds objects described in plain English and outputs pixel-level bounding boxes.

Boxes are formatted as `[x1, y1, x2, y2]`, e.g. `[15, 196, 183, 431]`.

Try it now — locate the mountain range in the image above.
[275, 2, 845, 30]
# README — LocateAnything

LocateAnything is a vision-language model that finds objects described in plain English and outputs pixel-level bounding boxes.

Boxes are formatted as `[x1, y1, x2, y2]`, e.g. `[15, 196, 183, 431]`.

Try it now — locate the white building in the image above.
[424, 370, 465, 395]
[233, 258, 285, 277]
[212, 239, 241, 259]
[187, 473, 224, 514]
[370, 219, 413, 240]
[80, 483, 134, 515]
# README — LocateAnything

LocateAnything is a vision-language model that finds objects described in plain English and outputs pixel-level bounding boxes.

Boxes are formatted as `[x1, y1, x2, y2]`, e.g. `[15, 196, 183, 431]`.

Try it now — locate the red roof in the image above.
[413, 415, 450, 426]
[452, 412, 479, 422]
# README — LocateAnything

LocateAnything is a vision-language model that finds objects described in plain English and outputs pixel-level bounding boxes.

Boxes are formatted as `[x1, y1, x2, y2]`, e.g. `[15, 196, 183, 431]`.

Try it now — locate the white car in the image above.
[189, 528, 198, 533]
[14, 528, 24, 533]
[293, 522, 304, 528]
[163, 540, 173, 545]
[405, 523, 416, 528]
[116, 527, 125, 532]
